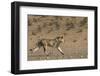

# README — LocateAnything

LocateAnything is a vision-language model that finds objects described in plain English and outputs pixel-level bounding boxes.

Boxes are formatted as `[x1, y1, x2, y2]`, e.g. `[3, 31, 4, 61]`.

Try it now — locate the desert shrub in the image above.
[79, 17, 88, 27]
[65, 23, 75, 31]
[76, 29, 83, 33]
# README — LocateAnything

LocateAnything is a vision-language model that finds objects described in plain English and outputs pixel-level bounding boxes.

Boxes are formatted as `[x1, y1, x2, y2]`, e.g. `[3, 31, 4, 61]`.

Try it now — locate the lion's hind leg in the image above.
[33, 47, 40, 53]
[29, 46, 40, 53]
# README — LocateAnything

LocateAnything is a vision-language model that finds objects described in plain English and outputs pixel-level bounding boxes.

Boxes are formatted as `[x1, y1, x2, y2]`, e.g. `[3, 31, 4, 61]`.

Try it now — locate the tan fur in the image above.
[31, 36, 64, 55]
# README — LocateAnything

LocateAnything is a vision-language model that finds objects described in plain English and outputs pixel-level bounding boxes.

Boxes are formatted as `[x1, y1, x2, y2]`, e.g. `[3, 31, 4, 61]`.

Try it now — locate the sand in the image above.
[27, 15, 88, 61]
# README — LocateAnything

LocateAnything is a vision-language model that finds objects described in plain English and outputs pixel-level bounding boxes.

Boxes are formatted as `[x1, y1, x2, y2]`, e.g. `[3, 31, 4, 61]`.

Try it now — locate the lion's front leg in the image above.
[57, 47, 64, 55]
[43, 45, 49, 56]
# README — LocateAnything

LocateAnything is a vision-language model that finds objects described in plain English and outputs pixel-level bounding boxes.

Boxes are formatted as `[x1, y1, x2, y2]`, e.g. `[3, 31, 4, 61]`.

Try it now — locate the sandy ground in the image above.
[27, 15, 88, 61]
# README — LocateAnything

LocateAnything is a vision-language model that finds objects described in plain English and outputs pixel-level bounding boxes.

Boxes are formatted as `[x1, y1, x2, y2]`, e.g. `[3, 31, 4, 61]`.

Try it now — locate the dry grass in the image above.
[28, 15, 88, 61]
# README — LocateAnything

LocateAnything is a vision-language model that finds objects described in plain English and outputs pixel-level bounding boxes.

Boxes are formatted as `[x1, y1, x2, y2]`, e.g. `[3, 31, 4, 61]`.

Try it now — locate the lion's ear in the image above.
[56, 36, 59, 39]
[60, 36, 64, 38]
